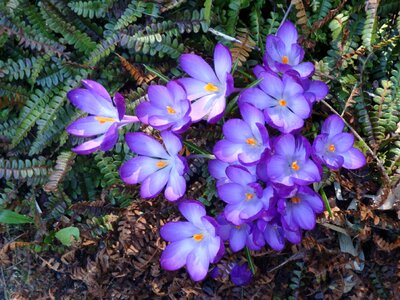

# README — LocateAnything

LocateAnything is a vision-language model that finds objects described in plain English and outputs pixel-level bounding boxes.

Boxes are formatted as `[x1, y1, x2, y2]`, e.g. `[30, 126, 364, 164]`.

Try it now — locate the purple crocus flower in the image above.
[230, 263, 253, 286]
[216, 214, 253, 252]
[312, 115, 366, 170]
[214, 103, 269, 165]
[119, 131, 187, 201]
[136, 81, 191, 133]
[160, 200, 224, 281]
[278, 186, 324, 231]
[258, 134, 321, 186]
[299, 77, 329, 104]
[178, 43, 234, 123]
[217, 166, 274, 225]
[264, 21, 314, 78]
[67, 80, 138, 154]
[240, 70, 310, 133]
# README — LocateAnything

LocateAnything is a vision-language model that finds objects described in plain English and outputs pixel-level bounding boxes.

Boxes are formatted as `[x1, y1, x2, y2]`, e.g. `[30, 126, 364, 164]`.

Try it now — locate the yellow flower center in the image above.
[193, 233, 204, 241]
[245, 193, 254, 201]
[291, 196, 301, 204]
[281, 56, 289, 64]
[246, 138, 257, 146]
[328, 144, 336, 152]
[279, 99, 287, 107]
[95, 116, 116, 124]
[156, 160, 168, 168]
[291, 161, 300, 171]
[235, 225, 241, 229]
[204, 83, 219, 92]
[166, 106, 176, 114]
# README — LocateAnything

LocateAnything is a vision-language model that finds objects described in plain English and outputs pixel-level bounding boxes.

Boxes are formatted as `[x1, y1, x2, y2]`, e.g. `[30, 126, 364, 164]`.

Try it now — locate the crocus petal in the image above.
[267, 156, 292, 185]
[164, 168, 186, 201]
[119, 156, 160, 184]
[230, 228, 247, 252]
[214, 44, 232, 82]
[140, 167, 170, 198]
[300, 187, 324, 213]
[66, 116, 113, 137]
[258, 72, 283, 100]
[292, 203, 316, 230]
[81, 79, 111, 102]
[160, 239, 195, 270]
[125, 133, 168, 159]
[160, 222, 198, 242]
[208, 159, 229, 180]
[223, 119, 252, 143]
[72, 135, 104, 155]
[240, 103, 265, 130]
[342, 148, 366, 169]
[239, 200, 263, 221]
[177, 78, 211, 100]
[218, 183, 244, 204]
[114, 92, 126, 121]
[186, 246, 210, 281]
[284, 228, 302, 244]
[274, 134, 295, 158]
[167, 80, 187, 101]
[180, 54, 219, 83]
[333, 133, 354, 152]
[286, 94, 310, 119]
[161, 131, 182, 156]
[189, 94, 215, 122]
[264, 224, 285, 251]
[207, 94, 226, 124]
[224, 203, 246, 225]
[148, 85, 174, 109]
[277, 21, 298, 48]
[179, 201, 206, 228]
[67, 88, 117, 118]
[239, 87, 269, 110]
[225, 165, 254, 185]
[291, 62, 314, 78]
[136, 102, 162, 124]
[293, 160, 321, 185]
[214, 140, 244, 163]
[322, 114, 345, 136]
[308, 80, 329, 101]
[100, 122, 118, 151]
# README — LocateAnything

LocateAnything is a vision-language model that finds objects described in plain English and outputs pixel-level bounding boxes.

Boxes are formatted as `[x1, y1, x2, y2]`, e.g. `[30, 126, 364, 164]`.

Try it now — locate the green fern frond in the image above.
[68, 0, 114, 19]
[362, 0, 379, 49]
[44, 151, 76, 192]
[0, 157, 51, 181]
[113, 1, 159, 31]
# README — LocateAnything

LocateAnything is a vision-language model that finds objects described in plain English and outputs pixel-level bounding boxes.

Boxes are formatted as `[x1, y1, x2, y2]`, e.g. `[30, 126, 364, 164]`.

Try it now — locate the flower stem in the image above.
[183, 141, 212, 155]
[319, 188, 333, 218]
[245, 246, 256, 275]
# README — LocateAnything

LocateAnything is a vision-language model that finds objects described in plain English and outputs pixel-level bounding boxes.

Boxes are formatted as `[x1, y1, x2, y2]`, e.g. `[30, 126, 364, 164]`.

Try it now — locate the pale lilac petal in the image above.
[265, 36, 285, 62]
[160, 239, 195, 270]
[333, 133, 354, 152]
[160, 222, 198, 242]
[186, 246, 210, 281]
[114, 92, 126, 120]
[208, 159, 229, 180]
[267, 156, 293, 186]
[225, 165, 254, 185]
[284, 229, 302, 244]
[282, 75, 304, 98]
[136, 102, 162, 124]
[224, 203, 246, 225]
[239, 87, 270, 110]
[167, 80, 186, 101]
[214, 44, 232, 82]
[291, 62, 314, 78]
[218, 183, 244, 204]
[286, 94, 310, 119]
[274, 134, 295, 158]
[67, 116, 113, 137]
[258, 72, 283, 99]
[140, 167, 170, 198]
[179, 201, 206, 228]
[293, 160, 321, 185]
[300, 187, 324, 213]
[100, 123, 118, 151]
[125, 133, 168, 159]
[180, 54, 219, 83]
[308, 80, 328, 101]
[148, 85, 174, 109]
[277, 21, 298, 48]
[230, 229, 247, 252]
[239, 201, 263, 220]
[342, 148, 366, 169]
[67, 89, 117, 118]
[271, 109, 304, 133]
[240, 103, 265, 130]
[207, 94, 226, 124]
[322, 114, 345, 136]
[81, 79, 111, 102]
[214, 140, 244, 163]
[264, 224, 285, 251]
[223, 119, 252, 143]
[119, 156, 160, 184]
[164, 168, 186, 201]
[161, 131, 182, 156]
[189, 94, 215, 122]
[292, 203, 316, 230]
[177, 78, 211, 100]
[72, 135, 104, 155]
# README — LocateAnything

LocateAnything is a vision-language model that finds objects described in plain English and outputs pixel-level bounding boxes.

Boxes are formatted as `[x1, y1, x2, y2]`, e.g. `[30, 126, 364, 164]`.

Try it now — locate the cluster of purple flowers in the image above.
[66, 21, 365, 283]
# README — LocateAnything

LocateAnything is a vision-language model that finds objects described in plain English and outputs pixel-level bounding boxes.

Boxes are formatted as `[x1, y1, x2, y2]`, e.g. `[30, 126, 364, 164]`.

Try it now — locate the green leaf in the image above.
[0, 210, 33, 224]
[55, 226, 80, 246]
[204, 0, 212, 25]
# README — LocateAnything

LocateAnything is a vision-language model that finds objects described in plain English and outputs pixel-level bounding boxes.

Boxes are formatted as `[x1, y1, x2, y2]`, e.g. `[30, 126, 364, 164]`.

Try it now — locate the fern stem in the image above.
[245, 246, 256, 275]
[278, 2, 293, 32]
[208, 28, 259, 51]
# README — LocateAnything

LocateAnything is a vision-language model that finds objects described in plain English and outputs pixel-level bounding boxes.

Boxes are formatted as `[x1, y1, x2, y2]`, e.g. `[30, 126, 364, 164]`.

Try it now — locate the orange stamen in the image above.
[291, 196, 301, 204]
[166, 106, 176, 114]
[279, 99, 287, 107]
[281, 56, 289, 64]
[328, 144, 336, 152]
[204, 83, 219, 92]
[95, 116, 116, 124]
[193, 233, 204, 241]
[246, 138, 257, 146]
[245, 193, 254, 201]
[156, 160, 168, 168]
[291, 161, 300, 171]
